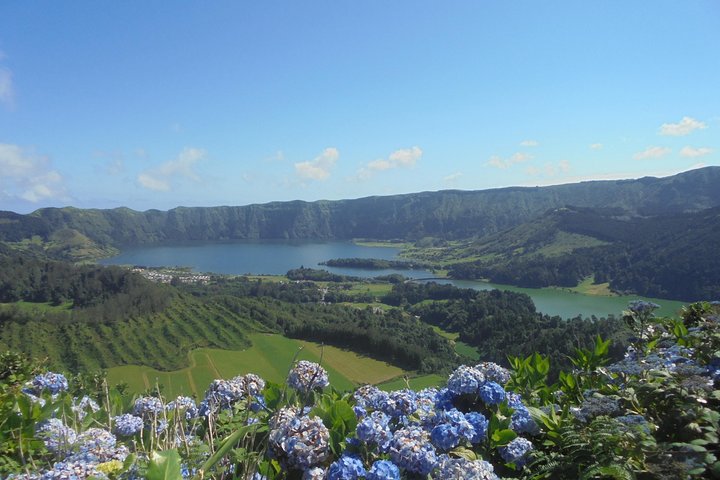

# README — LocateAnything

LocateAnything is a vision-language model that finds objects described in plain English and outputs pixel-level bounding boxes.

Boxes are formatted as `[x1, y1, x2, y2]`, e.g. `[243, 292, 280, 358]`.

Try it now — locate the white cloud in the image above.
[659, 116, 707, 136]
[0, 144, 67, 203]
[295, 147, 339, 181]
[679, 146, 713, 158]
[444, 172, 463, 182]
[526, 160, 571, 177]
[590, 143, 603, 150]
[388, 146, 423, 167]
[137, 147, 206, 191]
[633, 146, 671, 160]
[520, 140, 539, 147]
[356, 146, 422, 180]
[486, 152, 533, 169]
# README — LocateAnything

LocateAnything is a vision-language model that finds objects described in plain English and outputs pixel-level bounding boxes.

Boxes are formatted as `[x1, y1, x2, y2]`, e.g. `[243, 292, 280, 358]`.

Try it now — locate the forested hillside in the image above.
[1, 167, 719, 255]
[446, 206, 720, 301]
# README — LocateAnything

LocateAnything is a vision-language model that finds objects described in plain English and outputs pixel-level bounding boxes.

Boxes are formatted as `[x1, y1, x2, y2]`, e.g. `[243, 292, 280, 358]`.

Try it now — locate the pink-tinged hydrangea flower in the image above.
[433, 455, 499, 479]
[389, 426, 438, 475]
[268, 407, 330, 471]
[287, 361, 329, 394]
[475, 362, 511, 385]
[36, 419, 76, 455]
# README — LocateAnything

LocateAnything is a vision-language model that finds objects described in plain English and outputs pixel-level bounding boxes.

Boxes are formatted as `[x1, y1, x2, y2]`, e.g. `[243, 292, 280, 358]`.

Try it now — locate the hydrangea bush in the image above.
[0, 301, 718, 479]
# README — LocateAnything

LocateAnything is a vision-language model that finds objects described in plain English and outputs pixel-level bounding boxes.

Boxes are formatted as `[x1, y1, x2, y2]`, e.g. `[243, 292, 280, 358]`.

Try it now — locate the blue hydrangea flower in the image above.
[69, 428, 129, 464]
[499, 436, 533, 467]
[381, 389, 418, 418]
[36, 419, 76, 455]
[167, 395, 199, 419]
[505, 391, 525, 409]
[430, 423, 462, 450]
[39, 460, 108, 479]
[433, 455, 499, 479]
[356, 411, 392, 452]
[31, 372, 69, 395]
[616, 414, 652, 434]
[478, 381, 506, 405]
[434, 387, 455, 411]
[133, 396, 164, 418]
[510, 407, 539, 435]
[464, 411, 489, 443]
[353, 385, 389, 411]
[389, 426, 438, 475]
[268, 408, 330, 470]
[367, 460, 400, 480]
[447, 365, 485, 395]
[203, 378, 246, 410]
[328, 455, 366, 480]
[287, 361, 329, 394]
[113, 414, 143, 436]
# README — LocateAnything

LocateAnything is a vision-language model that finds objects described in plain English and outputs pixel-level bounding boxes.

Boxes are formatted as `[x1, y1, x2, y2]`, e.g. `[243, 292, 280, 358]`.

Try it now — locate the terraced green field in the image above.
[107, 333, 408, 398]
[0, 297, 259, 372]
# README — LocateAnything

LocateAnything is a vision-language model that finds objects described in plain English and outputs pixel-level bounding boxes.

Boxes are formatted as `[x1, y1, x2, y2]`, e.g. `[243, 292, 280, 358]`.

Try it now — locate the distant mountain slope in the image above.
[446, 206, 720, 301]
[1, 167, 719, 256]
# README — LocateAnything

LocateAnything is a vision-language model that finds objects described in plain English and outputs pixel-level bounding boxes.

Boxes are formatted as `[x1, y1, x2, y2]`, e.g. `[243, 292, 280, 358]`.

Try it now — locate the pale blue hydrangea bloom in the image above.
[499, 436, 533, 467]
[366, 460, 400, 480]
[288, 361, 330, 394]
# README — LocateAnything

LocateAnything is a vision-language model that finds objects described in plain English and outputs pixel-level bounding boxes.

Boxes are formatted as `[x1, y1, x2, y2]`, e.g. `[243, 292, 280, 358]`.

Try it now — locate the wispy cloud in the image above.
[526, 160, 571, 177]
[633, 146, 671, 160]
[443, 172, 463, 185]
[0, 51, 14, 107]
[520, 140, 539, 147]
[486, 152, 533, 169]
[264, 150, 285, 162]
[295, 147, 339, 181]
[0, 144, 67, 203]
[659, 116, 707, 136]
[679, 146, 713, 158]
[137, 147, 206, 191]
[356, 146, 422, 180]
[590, 143, 603, 150]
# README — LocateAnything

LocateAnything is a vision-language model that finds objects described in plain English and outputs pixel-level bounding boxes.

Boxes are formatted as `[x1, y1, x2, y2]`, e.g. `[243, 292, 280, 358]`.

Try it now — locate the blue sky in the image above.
[1, 1, 718, 213]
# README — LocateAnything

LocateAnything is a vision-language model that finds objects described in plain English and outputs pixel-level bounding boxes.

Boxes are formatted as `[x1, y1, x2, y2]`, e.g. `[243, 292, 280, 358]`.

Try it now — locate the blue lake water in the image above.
[100, 241, 685, 319]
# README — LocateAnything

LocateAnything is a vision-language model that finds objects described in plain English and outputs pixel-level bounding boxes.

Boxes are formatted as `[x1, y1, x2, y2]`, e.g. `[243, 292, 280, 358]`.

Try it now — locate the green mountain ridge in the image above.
[2, 167, 719, 258]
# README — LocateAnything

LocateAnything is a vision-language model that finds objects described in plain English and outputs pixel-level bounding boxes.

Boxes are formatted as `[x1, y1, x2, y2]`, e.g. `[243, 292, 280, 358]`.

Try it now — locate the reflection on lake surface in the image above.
[100, 240, 685, 319]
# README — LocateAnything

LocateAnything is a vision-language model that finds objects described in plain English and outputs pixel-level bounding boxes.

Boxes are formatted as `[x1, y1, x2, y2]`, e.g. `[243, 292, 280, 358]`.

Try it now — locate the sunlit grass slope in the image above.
[107, 333, 407, 398]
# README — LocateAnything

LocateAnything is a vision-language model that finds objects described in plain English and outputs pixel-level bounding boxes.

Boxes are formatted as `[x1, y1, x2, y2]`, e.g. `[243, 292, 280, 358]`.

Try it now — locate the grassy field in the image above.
[377, 374, 445, 391]
[107, 333, 407, 398]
